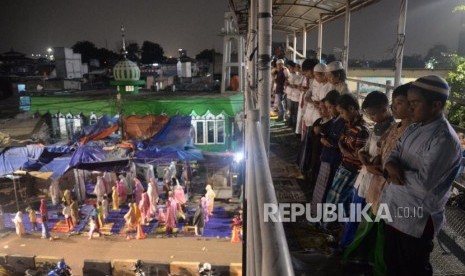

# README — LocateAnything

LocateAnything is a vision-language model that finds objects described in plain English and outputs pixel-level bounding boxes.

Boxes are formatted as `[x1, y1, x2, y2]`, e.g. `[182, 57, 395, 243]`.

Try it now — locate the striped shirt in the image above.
[340, 116, 369, 171]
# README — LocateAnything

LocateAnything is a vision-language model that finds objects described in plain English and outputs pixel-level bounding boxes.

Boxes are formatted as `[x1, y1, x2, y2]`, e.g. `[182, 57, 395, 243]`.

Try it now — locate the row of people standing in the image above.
[283, 60, 462, 275]
[272, 59, 348, 125]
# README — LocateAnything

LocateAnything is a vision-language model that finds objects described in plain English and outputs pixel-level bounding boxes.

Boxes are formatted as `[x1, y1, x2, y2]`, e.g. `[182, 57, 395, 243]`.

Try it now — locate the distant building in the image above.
[53, 47, 87, 79]
[0, 49, 35, 76]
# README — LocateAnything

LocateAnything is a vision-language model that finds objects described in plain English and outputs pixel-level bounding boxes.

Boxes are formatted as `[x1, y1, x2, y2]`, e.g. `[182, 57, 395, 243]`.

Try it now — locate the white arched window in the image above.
[190, 110, 226, 145]
[89, 112, 98, 125]
[51, 113, 59, 138]
[58, 112, 67, 138]
[73, 114, 83, 134]
[65, 112, 74, 137]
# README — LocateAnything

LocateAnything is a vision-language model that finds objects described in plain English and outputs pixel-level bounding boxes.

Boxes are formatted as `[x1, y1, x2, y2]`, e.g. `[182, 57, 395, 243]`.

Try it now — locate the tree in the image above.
[424, 44, 453, 69]
[195, 49, 215, 63]
[96, 48, 119, 67]
[72, 41, 98, 63]
[446, 55, 465, 128]
[374, 58, 394, 68]
[126, 42, 140, 63]
[446, 6, 465, 127]
[141, 41, 164, 64]
[372, 55, 423, 69]
[403, 54, 424, 68]
[453, 5, 465, 13]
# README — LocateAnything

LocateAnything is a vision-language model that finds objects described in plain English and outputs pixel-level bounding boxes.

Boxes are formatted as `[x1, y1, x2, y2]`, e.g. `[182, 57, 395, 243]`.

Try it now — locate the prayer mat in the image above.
[283, 222, 334, 255]
[273, 178, 307, 203]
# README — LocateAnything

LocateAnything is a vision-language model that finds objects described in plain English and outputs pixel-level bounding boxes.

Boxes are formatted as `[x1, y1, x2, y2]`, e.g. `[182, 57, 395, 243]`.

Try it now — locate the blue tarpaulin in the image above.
[44, 144, 74, 154]
[73, 115, 119, 142]
[135, 147, 203, 164]
[38, 156, 72, 180]
[0, 115, 203, 177]
[144, 115, 192, 148]
[0, 145, 44, 176]
[135, 115, 203, 163]
[81, 115, 118, 137]
[68, 141, 131, 171]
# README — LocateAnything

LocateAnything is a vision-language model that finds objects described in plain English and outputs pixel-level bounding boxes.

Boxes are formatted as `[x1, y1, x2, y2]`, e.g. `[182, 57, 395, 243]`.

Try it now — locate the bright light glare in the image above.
[234, 152, 244, 162]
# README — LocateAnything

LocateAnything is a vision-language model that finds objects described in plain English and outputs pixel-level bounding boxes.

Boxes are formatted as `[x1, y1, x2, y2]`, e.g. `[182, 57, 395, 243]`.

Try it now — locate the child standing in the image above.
[26, 207, 38, 231]
[39, 199, 48, 220]
[295, 58, 319, 136]
[88, 215, 101, 240]
[339, 91, 395, 249]
[311, 90, 345, 215]
[101, 195, 109, 222]
[12, 211, 25, 237]
[70, 198, 79, 226]
[96, 202, 104, 229]
[62, 202, 74, 232]
[111, 186, 119, 210]
[299, 63, 331, 174]
[41, 214, 51, 240]
[193, 202, 205, 236]
[325, 93, 369, 218]
[325, 61, 349, 94]
[166, 192, 178, 236]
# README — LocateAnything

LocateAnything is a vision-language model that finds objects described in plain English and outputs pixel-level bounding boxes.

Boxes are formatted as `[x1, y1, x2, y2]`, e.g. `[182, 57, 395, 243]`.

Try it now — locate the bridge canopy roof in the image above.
[228, 0, 382, 34]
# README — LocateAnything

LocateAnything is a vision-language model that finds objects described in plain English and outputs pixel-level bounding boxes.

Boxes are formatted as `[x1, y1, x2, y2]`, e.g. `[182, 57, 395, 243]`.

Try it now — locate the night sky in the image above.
[0, 0, 463, 60]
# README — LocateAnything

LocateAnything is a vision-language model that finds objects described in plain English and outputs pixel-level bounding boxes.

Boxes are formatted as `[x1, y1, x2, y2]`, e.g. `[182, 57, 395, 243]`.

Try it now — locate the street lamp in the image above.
[47, 48, 53, 60]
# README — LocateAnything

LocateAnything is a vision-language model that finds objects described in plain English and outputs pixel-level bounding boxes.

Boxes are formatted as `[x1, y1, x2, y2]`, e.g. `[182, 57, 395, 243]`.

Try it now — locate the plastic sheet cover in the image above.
[123, 115, 169, 140]
[68, 141, 131, 171]
[0, 145, 44, 176]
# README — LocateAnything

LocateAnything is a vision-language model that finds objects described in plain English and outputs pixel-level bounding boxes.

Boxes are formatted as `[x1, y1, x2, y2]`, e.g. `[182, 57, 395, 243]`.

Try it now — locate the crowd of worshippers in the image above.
[9, 161, 218, 241]
[272, 58, 465, 275]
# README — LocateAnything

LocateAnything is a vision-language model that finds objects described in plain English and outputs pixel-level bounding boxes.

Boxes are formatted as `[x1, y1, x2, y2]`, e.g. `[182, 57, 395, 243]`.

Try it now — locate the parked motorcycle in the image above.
[25, 260, 72, 276]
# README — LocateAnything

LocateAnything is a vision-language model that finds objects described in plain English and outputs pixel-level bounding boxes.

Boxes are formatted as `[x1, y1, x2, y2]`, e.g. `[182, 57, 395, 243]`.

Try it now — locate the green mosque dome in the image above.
[113, 59, 140, 81]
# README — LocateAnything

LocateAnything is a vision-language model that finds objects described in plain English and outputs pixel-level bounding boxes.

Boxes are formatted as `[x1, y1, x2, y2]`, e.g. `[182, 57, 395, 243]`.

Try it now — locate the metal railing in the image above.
[346, 77, 394, 101]
[244, 92, 294, 275]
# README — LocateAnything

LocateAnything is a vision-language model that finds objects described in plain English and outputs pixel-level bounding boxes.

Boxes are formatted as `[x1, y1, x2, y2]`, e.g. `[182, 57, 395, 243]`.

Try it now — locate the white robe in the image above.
[147, 181, 159, 215]
[93, 177, 106, 202]
[49, 179, 62, 206]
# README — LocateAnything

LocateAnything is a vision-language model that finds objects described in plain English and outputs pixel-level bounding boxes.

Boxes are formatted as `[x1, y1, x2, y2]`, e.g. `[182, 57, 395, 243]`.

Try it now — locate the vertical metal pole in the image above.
[395, 0, 408, 87]
[285, 34, 290, 59]
[117, 93, 124, 140]
[317, 14, 323, 61]
[13, 177, 19, 212]
[386, 80, 393, 103]
[302, 26, 307, 58]
[293, 31, 297, 61]
[73, 169, 82, 202]
[243, 9, 256, 274]
[258, 0, 272, 155]
[221, 13, 230, 94]
[246, 0, 258, 110]
[238, 36, 244, 92]
[227, 39, 232, 90]
[343, 0, 351, 72]
[245, 110, 259, 276]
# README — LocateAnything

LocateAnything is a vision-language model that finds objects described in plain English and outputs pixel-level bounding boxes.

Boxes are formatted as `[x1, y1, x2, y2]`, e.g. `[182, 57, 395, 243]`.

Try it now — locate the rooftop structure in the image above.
[110, 25, 145, 93]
